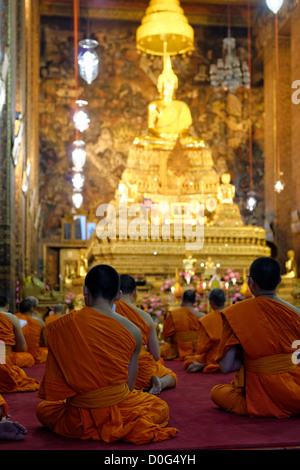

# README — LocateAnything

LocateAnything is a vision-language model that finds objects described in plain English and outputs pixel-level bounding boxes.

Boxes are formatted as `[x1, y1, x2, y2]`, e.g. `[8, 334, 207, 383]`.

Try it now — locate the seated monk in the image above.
[16, 298, 48, 363]
[115, 274, 177, 395]
[0, 296, 34, 368]
[211, 257, 300, 418]
[0, 394, 27, 441]
[36, 264, 178, 444]
[0, 311, 39, 393]
[45, 303, 66, 326]
[184, 288, 226, 373]
[162, 290, 205, 360]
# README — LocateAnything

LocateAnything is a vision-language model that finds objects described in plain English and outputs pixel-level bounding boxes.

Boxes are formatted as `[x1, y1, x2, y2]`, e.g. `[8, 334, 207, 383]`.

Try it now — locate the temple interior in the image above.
[1, 0, 300, 318]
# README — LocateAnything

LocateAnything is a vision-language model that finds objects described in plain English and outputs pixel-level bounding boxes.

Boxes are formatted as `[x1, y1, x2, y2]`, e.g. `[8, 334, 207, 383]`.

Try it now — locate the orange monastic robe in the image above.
[0, 313, 39, 392]
[162, 307, 200, 360]
[45, 314, 60, 326]
[36, 307, 178, 443]
[115, 300, 177, 390]
[15, 313, 48, 363]
[0, 394, 9, 418]
[211, 298, 300, 418]
[184, 309, 223, 373]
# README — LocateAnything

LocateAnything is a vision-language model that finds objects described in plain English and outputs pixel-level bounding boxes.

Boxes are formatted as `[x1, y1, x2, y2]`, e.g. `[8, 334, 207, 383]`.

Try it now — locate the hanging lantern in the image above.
[72, 192, 83, 209]
[73, 100, 90, 132]
[246, 191, 257, 211]
[72, 172, 85, 191]
[78, 38, 99, 84]
[274, 173, 285, 193]
[71, 140, 86, 171]
[136, 0, 194, 56]
[265, 0, 284, 14]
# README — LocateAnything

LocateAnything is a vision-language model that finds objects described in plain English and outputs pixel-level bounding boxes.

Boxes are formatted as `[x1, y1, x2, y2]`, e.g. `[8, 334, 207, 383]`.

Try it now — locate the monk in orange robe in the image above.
[36, 264, 178, 444]
[184, 288, 225, 373]
[0, 296, 34, 368]
[0, 311, 39, 392]
[211, 257, 300, 418]
[0, 394, 27, 440]
[162, 289, 204, 360]
[45, 303, 65, 326]
[16, 298, 48, 363]
[115, 274, 177, 394]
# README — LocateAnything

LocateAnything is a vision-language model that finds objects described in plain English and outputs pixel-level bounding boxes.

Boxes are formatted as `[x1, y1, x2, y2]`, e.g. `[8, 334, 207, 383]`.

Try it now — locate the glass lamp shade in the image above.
[246, 192, 257, 211]
[78, 39, 99, 85]
[72, 172, 85, 191]
[73, 100, 90, 132]
[71, 140, 86, 171]
[266, 0, 284, 13]
[274, 178, 285, 193]
[72, 192, 83, 209]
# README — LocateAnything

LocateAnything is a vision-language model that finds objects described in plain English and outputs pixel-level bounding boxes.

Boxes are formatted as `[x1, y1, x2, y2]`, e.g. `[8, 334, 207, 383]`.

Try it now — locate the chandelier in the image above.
[209, 32, 250, 93]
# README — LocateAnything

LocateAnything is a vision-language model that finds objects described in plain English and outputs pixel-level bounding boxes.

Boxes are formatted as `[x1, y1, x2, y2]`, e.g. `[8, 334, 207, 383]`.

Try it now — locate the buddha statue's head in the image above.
[221, 173, 231, 185]
[157, 54, 178, 102]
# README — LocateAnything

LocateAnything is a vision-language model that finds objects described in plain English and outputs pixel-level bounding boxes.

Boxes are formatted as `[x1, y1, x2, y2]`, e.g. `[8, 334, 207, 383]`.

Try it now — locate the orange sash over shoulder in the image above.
[16, 313, 47, 363]
[115, 301, 177, 389]
[0, 313, 39, 392]
[216, 297, 300, 418]
[162, 307, 200, 360]
[184, 309, 223, 373]
[37, 307, 178, 443]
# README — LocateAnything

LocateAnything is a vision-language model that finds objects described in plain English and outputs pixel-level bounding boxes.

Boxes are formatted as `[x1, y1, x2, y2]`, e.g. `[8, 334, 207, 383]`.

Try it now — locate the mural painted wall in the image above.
[39, 17, 265, 244]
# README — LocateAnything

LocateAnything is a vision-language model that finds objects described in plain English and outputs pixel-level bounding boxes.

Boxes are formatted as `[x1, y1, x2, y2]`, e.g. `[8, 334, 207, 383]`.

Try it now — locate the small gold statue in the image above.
[217, 173, 235, 204]
[282, 250, 297, 279]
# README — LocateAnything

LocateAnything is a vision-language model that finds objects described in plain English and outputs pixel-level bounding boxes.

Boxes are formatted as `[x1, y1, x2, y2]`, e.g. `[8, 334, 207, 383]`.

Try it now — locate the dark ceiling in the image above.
[39, 0, 268, 28]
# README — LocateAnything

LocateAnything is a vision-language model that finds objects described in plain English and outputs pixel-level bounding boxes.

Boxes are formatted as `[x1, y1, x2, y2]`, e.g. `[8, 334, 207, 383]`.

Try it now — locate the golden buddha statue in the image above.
[217, 173, 235, 204]
[282, 250, 298, 279]
[134, 51, 204, 150]
[213, 173, 243, 227]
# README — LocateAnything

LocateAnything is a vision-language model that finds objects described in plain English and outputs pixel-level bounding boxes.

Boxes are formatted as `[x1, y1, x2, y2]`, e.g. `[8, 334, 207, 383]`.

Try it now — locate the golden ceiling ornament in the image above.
[136, 0, 194, 56]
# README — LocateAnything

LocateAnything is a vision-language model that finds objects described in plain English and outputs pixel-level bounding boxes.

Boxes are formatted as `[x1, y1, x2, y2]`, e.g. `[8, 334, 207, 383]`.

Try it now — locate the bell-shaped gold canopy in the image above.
[136, 0, 194, 56]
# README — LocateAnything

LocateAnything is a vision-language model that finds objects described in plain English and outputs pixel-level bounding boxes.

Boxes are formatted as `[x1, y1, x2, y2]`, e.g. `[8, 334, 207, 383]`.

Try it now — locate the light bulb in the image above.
[274, 179, 284, 193]
[246, 192, 257, 211]
[266, 0, 284, 14]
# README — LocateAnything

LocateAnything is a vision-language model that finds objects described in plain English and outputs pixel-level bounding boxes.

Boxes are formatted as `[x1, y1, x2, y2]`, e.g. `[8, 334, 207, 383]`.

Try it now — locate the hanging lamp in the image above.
[78, 38, 99, 84]
[73, 99, 90, 132]
[136, 0, 194, 56]
[265, 0, 285, 193]
[245, 0, 257, 211]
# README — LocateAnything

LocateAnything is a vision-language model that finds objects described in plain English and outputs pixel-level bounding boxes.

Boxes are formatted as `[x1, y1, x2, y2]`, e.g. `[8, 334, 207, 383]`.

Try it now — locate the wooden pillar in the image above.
[263, 22, 292, 270]
[290, 4, 300, 274]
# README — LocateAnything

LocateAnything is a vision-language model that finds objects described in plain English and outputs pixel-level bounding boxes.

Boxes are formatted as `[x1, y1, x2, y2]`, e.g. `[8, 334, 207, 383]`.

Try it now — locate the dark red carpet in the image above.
[1, 361, 300, 451]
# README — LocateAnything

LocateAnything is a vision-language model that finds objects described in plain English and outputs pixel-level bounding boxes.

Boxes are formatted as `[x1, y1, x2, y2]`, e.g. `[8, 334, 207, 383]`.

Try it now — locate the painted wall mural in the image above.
[39, 17, 265, 243]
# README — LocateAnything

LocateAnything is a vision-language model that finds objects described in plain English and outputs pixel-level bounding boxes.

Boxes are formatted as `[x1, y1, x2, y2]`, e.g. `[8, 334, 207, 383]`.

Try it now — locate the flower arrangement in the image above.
[140, 292, 167, 320]
[65, 291, 75, 309]
[160, 279, 174, 292]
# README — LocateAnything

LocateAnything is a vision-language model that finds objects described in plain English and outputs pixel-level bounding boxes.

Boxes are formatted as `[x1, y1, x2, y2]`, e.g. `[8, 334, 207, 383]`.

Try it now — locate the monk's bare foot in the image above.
[149, 376, 162, 395]
[0, 420, 27, 441]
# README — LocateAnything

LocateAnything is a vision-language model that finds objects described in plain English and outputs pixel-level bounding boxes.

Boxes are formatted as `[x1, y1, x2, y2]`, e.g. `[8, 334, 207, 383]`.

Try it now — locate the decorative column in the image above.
[0, 0, 16, 309]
